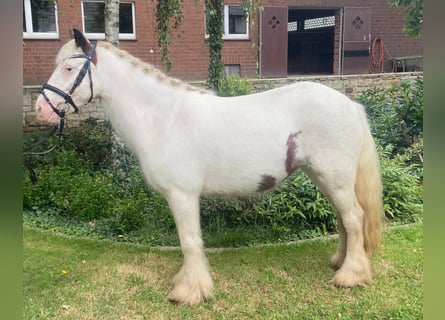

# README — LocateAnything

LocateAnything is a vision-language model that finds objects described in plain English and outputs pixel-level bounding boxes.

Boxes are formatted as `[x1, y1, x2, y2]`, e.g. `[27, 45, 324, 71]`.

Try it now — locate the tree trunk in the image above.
[105, 0, 119, 47]
[104, 0, 131, 183]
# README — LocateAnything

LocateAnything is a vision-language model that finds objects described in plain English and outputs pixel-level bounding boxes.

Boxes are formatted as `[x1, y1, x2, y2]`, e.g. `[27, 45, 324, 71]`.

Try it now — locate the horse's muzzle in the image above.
[35, 96, 63, 124]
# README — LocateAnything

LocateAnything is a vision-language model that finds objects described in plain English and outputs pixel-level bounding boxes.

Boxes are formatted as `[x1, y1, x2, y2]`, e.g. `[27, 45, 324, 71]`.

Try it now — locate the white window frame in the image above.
[223, 5, 249, 40]
[23, 0, 59, 39]
[205, 4, 249, 40]
[81, 1, 136, 40]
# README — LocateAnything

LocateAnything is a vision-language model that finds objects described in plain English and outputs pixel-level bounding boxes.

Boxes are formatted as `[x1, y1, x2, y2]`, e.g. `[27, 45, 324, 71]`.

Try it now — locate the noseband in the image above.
[40, 41, 97, 118]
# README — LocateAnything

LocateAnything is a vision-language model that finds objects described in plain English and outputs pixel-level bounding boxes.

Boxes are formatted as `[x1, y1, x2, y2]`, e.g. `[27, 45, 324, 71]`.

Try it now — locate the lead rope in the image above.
[23, 111, 65, 184]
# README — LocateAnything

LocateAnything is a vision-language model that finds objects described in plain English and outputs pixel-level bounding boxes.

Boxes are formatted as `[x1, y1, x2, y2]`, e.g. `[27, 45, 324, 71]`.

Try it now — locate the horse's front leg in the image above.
[166, 190, 213, 305]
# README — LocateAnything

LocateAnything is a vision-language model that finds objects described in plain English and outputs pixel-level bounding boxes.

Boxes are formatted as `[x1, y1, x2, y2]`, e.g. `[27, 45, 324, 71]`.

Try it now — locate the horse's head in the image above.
[35, 29, 100, 124]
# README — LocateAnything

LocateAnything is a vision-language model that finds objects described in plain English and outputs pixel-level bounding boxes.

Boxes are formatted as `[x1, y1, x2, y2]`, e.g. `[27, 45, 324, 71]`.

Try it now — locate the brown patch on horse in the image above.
[286, 131, 304, 175]
[257, 175, 277, 192]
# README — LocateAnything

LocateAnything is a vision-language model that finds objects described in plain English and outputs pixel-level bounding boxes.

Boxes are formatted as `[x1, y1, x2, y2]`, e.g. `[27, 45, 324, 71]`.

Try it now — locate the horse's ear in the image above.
[71, 28, 91, 53]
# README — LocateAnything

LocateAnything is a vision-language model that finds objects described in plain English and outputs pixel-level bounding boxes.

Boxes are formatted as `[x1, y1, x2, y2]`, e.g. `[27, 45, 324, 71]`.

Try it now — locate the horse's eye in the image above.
[66, 67, 73, 72]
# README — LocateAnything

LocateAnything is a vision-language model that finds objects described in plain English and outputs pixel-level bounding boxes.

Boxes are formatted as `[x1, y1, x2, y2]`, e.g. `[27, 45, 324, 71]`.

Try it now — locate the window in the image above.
[82, 1, 136, 40]
[304, 16, 335, 30]
[288, 21, 298, 32]
[206, 5, 249, 40]
[23, 0, 59, 39]
[224, 64, 240, 76]
[227, 6, 247, 35]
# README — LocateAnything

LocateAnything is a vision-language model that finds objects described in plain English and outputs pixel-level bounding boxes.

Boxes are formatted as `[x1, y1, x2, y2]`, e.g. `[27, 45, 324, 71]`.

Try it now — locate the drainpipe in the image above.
[338, 8, 343, 75]
[259, 10, 263, 78]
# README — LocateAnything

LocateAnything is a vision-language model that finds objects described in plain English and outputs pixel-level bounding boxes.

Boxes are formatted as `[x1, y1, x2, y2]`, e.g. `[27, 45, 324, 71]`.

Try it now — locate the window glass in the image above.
[119, 3, 134, 33]
[83, 2, 105, 33]
[23, 0, 58, 38]
[205, 5, 248, 40]
[83, 1, 135, 38]
[31, 0, 57, 32]
[228, 6, 246, 35]
[224, 64, 241, 76]
[23, 9, 26, 32]
[304, 16, 335, 30]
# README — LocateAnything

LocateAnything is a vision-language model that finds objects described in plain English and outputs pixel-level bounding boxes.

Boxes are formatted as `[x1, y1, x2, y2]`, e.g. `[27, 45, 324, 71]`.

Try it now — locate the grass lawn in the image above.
[24, 223, 422, 319]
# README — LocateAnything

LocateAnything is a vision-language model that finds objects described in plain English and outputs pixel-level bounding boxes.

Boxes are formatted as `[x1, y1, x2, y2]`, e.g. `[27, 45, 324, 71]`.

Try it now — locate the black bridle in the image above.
[40, 41, 97, 117]
[24, 42, 97, 183]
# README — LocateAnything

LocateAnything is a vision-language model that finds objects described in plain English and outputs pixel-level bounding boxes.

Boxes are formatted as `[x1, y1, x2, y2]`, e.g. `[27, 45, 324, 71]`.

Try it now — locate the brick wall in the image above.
[23, 0, 256, 84]
[23, 71, 423, 131]
[23, 0, 422, 85]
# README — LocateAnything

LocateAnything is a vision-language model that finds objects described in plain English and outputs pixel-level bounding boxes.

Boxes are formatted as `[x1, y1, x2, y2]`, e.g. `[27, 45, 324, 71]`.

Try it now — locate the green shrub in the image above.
[378, 143, 423, 222]
[217, 74, 252, 97]
[201, 194, 265, 229]
[23, 118, 112, 170]
[59, 171, 116, 221]
[61, 118, 113, 170]
[23, 149, 92, 208]
[255, 172, 335, 235]
[109, 187, 174, 235]
[23, 150, 116, 221]
[358, 79, 423, 155]
[110, 191, 150, 233]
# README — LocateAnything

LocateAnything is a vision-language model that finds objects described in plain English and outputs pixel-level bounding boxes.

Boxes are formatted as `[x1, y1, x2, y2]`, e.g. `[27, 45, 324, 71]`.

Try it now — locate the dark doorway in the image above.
[288, 9, 336, 75]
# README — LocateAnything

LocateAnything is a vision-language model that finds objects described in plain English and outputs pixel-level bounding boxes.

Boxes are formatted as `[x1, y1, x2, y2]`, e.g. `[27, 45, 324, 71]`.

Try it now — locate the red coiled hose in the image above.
[369, 38, 384, 73]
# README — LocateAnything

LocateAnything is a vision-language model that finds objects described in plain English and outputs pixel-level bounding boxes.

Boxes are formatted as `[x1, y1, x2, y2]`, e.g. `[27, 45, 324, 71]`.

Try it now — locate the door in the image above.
[260, 7, 288, 78]
[342, 7, 372, 74]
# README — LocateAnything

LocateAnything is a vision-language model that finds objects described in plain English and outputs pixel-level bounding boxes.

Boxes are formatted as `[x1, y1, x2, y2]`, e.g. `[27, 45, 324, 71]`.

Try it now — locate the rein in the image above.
[24, 42, 97, 184]
[23, 113, 65, 184]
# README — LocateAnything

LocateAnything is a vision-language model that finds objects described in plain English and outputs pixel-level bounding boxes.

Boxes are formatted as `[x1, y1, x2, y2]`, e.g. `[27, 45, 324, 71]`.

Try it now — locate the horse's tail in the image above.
[354, 102, 383, 256]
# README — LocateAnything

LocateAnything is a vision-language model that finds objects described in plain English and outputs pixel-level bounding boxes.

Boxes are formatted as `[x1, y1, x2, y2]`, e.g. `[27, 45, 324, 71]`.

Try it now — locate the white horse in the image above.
[35, 29, 383, 305]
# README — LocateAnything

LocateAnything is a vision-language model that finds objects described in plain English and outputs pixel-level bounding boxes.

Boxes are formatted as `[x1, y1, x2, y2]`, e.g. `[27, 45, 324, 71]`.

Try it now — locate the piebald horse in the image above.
[35, 29, 382, 305]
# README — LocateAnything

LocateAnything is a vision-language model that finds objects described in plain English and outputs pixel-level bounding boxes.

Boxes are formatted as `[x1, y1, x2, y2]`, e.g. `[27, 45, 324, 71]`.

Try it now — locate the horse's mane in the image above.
[56, 39, 208, 94]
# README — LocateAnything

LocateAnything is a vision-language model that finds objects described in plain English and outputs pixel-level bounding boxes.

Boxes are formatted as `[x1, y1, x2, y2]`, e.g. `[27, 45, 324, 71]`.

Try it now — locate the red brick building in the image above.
[23, 0, 422, 85]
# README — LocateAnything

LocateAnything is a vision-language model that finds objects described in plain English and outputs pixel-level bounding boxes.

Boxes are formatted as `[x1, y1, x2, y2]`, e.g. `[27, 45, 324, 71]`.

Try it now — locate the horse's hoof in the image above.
[330, 265, 372, 288]
[167, 285, 212, 305]
[167, 269, 213, 305]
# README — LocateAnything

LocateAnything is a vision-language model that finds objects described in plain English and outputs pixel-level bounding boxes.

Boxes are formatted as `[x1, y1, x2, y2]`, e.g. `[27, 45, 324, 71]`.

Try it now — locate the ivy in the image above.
[388, 0, 423, 37]
[205, 0, 262, 91]
[241, 0, 262, 76]
[155, 0, 262, 82]
[205, 0, 225, 91]
[155, 0, 184, 71]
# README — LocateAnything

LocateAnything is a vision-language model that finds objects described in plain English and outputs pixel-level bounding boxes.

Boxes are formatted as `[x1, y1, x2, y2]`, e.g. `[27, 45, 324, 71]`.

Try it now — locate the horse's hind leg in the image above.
[304, 168, 371, 287]
[328, 190, 372, 287]
[166, 190, 213, 305]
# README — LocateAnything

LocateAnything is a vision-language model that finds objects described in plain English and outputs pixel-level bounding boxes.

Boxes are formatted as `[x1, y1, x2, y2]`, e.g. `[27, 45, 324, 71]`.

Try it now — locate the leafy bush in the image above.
[23, 134, 174, 235]
[378, 143, 423, 222]
[23, 118, 112, 171]
[23, 150, 116, 221]
[201, 194, 266, 229]
[255, 172, 335, 235]
[217, 74, 252, 97]
[358, 79, 423, 154]
[61, 118, 113, 170]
